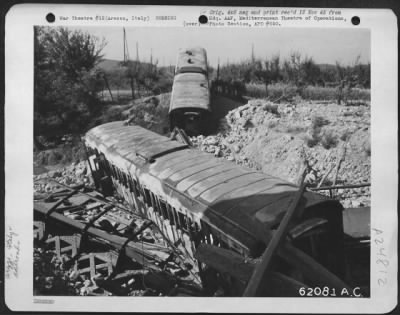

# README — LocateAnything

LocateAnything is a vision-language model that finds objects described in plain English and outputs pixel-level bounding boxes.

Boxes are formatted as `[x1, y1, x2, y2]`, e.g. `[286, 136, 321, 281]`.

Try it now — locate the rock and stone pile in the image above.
[34, 161, 93, 197]
[191, 99, 371, 208]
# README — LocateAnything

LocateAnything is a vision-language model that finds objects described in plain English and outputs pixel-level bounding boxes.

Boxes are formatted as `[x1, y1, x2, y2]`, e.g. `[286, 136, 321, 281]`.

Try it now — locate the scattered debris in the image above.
[190, 99, 370, 207]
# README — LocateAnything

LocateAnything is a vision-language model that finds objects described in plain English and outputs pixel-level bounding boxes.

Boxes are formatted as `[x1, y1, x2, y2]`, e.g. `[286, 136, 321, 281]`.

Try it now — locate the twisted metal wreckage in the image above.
[34, 121, 370, 296]
[34, 47, 369, 297]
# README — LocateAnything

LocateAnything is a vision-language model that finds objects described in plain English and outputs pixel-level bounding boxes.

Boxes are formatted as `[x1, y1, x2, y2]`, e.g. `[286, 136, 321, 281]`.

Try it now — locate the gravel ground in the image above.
[190, 99, 370, 208]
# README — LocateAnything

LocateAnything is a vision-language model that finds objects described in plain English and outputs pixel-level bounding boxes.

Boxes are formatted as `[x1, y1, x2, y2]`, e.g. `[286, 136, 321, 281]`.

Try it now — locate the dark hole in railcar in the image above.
[99, 176, 114, 197]
[110, 164, 117, 179]
[176, 210, 186, 229]
[142, 188, 152, 208]
[160, 200, 172, 224]
[169, 108, 211, 136]
[127, 174, 139, 196]
[100, 155, 112, 177]
[169, 205, 179, 227]
[132, 178, 140, 196]
[122, 172, 129, 188]
[116, 168, 123, 183]
[149, 192, 161, 216]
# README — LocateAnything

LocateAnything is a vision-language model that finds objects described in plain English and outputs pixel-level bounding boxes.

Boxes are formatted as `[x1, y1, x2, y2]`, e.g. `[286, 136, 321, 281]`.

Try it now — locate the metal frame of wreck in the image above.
[34, 183, 199, 282]
[309, 183, 371, 199]
[34, 180, 354, 297]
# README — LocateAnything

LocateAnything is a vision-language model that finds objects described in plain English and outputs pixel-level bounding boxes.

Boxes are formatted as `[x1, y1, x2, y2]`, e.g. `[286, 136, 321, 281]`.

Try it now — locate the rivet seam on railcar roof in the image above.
[207, 177, 283, 215]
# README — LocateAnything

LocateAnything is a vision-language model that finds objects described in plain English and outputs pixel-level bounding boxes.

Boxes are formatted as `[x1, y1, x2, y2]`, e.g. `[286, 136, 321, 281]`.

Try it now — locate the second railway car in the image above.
[169, 47, 211, 136]
[84, 121, 349, 296]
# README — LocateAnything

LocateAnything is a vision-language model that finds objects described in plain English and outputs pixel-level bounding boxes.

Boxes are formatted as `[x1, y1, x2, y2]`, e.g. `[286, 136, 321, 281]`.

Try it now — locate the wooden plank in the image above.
[194, 244, 254, 283]
[35, 202, 164, 268]
[194, 244, 309, 297]
[243, 183, 306, 297]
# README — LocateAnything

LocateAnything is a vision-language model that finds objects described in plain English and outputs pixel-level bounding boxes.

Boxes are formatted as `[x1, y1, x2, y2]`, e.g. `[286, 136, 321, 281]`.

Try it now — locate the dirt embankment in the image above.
[34, 93, 172, 175]
[35, 94, 371, 208]
[191, 99, 371, 208]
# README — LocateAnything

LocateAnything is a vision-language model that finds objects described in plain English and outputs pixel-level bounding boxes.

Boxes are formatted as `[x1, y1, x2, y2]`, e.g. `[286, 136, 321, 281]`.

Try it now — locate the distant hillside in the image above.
[96, 59, 175, 74]
[317, 63, 337, 72]
[96, 59, 122, 72]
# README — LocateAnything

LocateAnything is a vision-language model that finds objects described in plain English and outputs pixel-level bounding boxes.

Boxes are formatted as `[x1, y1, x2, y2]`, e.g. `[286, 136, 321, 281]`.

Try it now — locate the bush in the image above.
[311, 115, 330, 130]
[320, 129, 338, 149]
[304, 133, 320, 148]
[304, 116, 331, 148]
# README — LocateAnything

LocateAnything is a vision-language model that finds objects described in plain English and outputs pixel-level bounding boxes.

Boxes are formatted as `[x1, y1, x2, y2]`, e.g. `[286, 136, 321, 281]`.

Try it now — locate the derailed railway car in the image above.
[169, 47, 211, 136]
[84, 121, 351, 296]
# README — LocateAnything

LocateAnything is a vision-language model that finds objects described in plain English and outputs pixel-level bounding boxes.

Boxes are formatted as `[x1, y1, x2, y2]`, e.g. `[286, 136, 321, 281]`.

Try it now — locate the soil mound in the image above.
[191, 99, 371, 208]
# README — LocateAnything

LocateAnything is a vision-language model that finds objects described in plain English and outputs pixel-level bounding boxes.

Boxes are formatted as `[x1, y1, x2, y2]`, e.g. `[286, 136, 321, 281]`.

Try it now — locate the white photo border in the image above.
[4, 4, 398, 313]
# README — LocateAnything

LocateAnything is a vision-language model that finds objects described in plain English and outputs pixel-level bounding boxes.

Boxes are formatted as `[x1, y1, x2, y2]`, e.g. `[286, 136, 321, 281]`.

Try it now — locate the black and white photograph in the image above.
[4, 4, 397, 313]
[32, 24, 371, 297]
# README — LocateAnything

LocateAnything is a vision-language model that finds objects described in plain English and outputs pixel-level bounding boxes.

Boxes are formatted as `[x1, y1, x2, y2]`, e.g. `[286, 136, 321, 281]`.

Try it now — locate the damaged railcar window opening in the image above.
[78, 121, 367, 297]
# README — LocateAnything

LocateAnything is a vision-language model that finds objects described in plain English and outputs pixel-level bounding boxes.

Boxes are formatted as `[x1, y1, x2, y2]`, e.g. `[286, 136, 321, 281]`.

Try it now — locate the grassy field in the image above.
[245, 83, 371, 102]
[98, 89, 156, 103]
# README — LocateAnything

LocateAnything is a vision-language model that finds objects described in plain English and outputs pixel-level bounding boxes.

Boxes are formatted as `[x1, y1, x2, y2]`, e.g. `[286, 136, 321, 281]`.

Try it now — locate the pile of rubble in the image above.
[34, 247, 113, 296]
[191, 99, 371, 208]
[34, 161, 93, 197]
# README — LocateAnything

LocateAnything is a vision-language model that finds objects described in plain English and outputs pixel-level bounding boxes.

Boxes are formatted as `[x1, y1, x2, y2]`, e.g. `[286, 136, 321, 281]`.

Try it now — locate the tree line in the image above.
[34, 26, 370, 142]
[34, 26, 106, 138]
[214, 52, 370, 97]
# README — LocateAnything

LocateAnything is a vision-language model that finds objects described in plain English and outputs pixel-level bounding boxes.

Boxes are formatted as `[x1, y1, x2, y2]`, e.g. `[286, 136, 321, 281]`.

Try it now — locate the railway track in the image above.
[34, 180, 203, 296]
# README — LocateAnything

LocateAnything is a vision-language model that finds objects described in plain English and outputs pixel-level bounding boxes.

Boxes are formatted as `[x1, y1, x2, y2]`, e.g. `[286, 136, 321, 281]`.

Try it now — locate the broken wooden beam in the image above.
[195, 243, 310, 296]
[243, 183, 307, 297]
[35, 201, 166, 270]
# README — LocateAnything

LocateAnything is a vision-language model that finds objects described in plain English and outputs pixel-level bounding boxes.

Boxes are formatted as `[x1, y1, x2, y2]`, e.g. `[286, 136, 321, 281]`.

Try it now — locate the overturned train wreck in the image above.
[54, 120, 368, 297]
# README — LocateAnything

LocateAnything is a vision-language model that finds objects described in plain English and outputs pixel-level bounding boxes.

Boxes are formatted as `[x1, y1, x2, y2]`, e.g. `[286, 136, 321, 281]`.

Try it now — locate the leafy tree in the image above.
[254, 55, 280, 96]
[34, 26, 106, 137]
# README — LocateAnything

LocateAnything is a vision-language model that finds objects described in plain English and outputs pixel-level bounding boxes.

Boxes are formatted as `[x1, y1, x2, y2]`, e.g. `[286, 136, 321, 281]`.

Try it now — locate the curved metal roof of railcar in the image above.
[169, 73, 211, 113]
[85, 122, 342, 250]
[176, 47, 207, 74]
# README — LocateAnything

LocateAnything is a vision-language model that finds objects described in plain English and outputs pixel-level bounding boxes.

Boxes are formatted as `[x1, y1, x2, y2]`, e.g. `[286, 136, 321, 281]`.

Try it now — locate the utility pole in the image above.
[150, 48, 153, 65]
[217, 57, 220, 80]
[123, 27, 130, 64]
[136, 42, 139, 62]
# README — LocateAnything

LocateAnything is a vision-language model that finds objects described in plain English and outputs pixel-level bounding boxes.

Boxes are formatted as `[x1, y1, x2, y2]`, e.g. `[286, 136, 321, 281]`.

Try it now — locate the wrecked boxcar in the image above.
[169, 47, 211, 136]
[84, 121, 352, 296]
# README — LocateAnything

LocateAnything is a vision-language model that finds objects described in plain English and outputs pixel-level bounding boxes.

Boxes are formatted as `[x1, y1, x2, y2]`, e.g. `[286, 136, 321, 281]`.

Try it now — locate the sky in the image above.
[70, 26, 370, 67]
